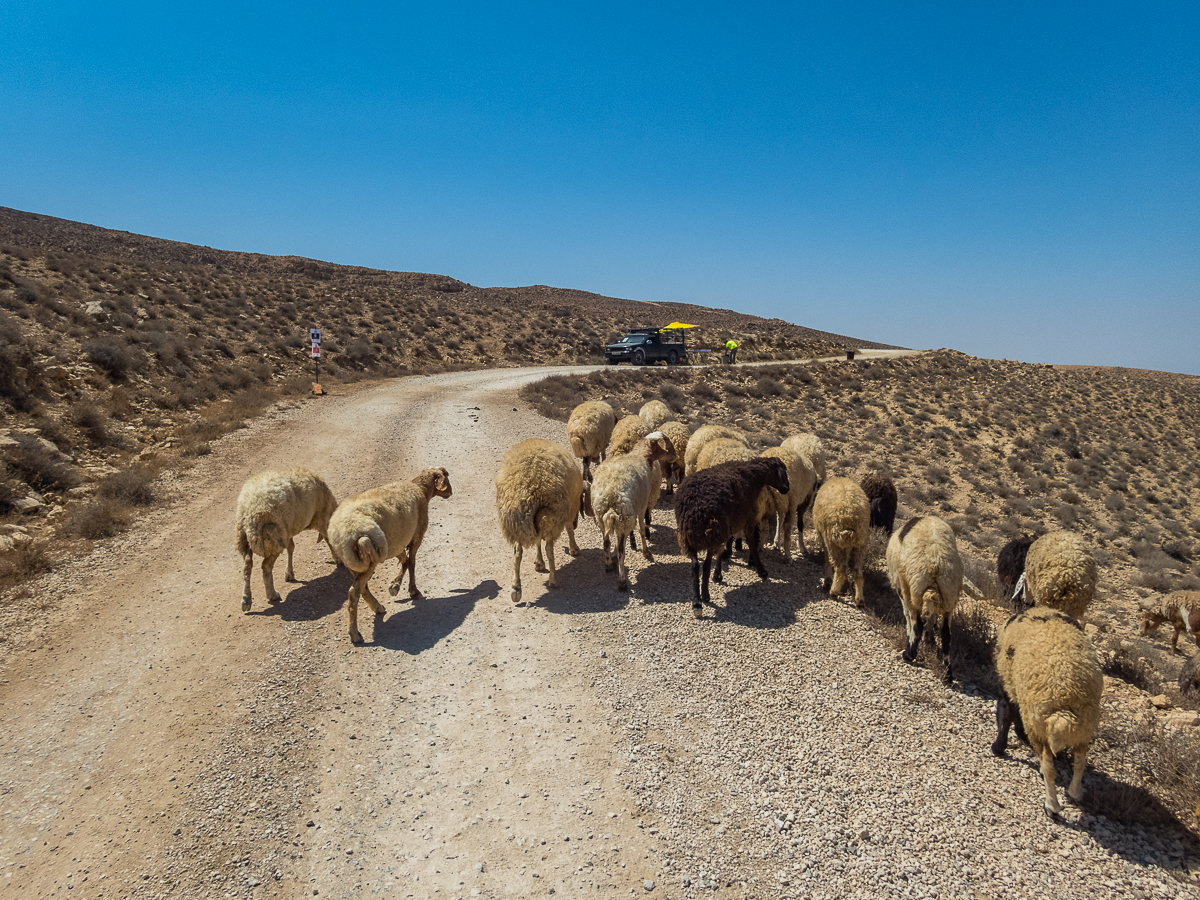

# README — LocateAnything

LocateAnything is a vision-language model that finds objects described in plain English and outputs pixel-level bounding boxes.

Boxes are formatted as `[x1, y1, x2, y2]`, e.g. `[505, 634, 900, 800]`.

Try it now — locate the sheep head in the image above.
[764, 456, 790, 495]
[643, 432, 676, 464]
[413, 466, 453, 500]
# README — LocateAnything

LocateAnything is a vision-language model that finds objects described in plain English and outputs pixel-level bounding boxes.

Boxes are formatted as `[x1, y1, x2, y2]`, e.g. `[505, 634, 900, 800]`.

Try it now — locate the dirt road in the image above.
[0, 366, 666, 899]
[2, 362, 1197, 900]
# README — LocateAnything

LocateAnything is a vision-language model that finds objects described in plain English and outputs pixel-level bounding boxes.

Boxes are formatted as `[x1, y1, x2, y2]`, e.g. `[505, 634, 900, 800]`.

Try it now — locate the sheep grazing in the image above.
[608, 414, 651, 458]
[1139, 590, 1200, 655]
[758, 444, 817, 564]
[327, 468, 452, 645]
[859, 473, 897, 535]
[1024, 531, 1098, 618]
[638, 399, 675, 431]
[675, 457, 790, 617]
[684, 425, 747, 477]
[656, 420, 691, 494]
[590, 432, 676, 590]
[567, 399, 618, 482]
[997, 535, 1036, 604]
[812, 476, 870, 608]
[695, 436, 755, 472]
[1179, 652, 1200, 696]
[235, 467, 338, 612]
[495, 440, 592, 605]
[992, 607, 1104, 816]
[886, 515, 963, 683]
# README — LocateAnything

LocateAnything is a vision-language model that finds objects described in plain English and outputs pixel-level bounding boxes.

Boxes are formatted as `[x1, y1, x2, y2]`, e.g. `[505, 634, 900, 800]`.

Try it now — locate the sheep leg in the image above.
[602, 533, 615, 572]
[748, 523, 768, 581]
[778, 508, 794, 565]
[347, 565, 378, 645]
[690, 556, 703, 617]
[284, 537, 297, 582]
[720, 537, 733, 563]
[796, 496, 814, 557]
[640, 512, 654, 562]
[627, 528, 638, 552]
[713, 544, 725, 584]
[534, 542, 548, 573]
[820, 550, 833, 592]
[545, 539, 559, 588]
[939, 613, 953, 684]
[903, 606, 924, 665]
[402, 542, 423, 599]
[828, 554, 847, 598]
[582, 458, 591, 482]
[387, 548, 410, 597]
[1066, 745, 1088, 803]
[510, 545, 523, 604]
[991, 694, 1015, 756]
[241, 549, 254, 612]
[565, 523, 581, 556]
[1171, 626, 1182, 655]
[1038, 743, 1063, 815]
[615, 533, 629, 591]
[261, 553, 283, 604]
[850, 549, 864, 608]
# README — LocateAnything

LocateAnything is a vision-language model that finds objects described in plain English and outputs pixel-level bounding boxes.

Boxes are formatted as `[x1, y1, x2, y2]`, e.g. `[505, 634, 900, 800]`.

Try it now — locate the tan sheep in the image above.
[993, 607, 1103, 815]
[590, 432, 676, 590]
[495, 439, 592, 605]
[781, 432, 827, 485]
[1139, 590, 1200, 654]
[327, 468, 452, 645]
[886, 515, 963, 682]
[695, 436, 755, 472]
[684, 425, 747, 477]
[235, 467, 338, 612]
[656, 420, 691, 494]
[1024, 531, 1097, 618]
[638, 399, 675, 431]
[757, 444, 818, 564]
[812, 476, 870, 608]
[608, 415, 651, 457]
[566, 399, 618, 481]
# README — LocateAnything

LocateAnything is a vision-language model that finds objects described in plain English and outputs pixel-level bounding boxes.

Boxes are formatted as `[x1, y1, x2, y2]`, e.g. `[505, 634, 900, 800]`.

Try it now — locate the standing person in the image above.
[724, 338, 738, 364]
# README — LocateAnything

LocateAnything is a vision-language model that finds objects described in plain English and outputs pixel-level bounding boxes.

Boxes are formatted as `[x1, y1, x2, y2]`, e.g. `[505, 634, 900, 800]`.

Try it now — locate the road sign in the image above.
[309, 327, 321, 345]
[311, 345, 321, 358]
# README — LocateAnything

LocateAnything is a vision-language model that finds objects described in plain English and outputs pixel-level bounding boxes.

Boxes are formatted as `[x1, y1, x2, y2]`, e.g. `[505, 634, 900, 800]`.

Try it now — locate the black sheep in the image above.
[675, 457, 790, 618]
[997, 535, 1036, 605]
[860, 473, 898, 535]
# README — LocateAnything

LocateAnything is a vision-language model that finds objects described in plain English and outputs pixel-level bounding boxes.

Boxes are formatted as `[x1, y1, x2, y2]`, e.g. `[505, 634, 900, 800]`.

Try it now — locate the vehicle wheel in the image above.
[667, 351, 679, 366]
[632, 349, 646, 366]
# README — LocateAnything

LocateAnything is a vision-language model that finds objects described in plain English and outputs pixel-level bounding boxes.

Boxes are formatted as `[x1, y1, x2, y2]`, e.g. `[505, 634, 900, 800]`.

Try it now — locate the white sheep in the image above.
[684, 424, 746, 477]
[567, 399, 618, 482]
[1139, 590, 1200, 655]
[656, 420, 691, 494]
[992, 606, 1103, 816]
[886, 515, 963, 683]
[590, 432, 676, 590]
[1023, 531, 1097, 618]
[812, 476, 870, 608]
[327, 467, 452, 645]
[757, 444, 817, 564]
[608, 414, 651, 457]
[638, 399, 675, 431]
[781, 432, 827, 485]
[495, 439, 592, 605]
[694, 436, 754, 472]
[235, 467, 338, 612]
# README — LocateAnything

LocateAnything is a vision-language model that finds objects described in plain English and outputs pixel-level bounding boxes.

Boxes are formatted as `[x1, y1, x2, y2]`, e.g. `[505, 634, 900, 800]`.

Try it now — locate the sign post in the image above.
[309, 328, 322, 395]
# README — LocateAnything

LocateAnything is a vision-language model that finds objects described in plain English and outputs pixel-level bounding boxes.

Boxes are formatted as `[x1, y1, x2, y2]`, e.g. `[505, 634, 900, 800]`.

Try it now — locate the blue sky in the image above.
[2, 2, 1198, 373]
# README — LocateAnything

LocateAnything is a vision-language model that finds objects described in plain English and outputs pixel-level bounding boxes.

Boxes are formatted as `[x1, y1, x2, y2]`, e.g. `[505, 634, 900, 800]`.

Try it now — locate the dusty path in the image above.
[2, 358, 1198, 900]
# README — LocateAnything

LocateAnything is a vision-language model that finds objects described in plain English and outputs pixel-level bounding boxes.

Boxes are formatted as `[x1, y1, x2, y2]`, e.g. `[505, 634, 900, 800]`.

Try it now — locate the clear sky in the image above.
[2, 2, 1198, 374]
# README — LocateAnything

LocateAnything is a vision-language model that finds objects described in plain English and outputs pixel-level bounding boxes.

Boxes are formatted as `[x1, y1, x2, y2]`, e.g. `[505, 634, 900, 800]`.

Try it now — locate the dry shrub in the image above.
[0, 540, 52, 593]
[97, 463, 158, 506]
[62, 497, 130, 539]
[517, 375, 592, 421]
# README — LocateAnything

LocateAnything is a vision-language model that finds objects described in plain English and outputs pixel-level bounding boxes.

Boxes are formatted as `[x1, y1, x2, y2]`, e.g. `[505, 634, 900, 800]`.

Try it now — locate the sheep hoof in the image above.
[268, 594, 282, 605]
[618, 580, 629, 592]
[510, 587, 522, 604]
[241, 598, 251, 612]
[285, 573, 297, 583]
[387, 582, 401, 597]
[901, 649, 917, 665]
[350, 632, 364, 645]
[990, 742, 1007, 757]
[409, 589, 424, 601]
[691, 603, 703, 619]
[534, 561, 548, 573]
[1043, 800, 1063, 818]
[755, 566, 769, 581]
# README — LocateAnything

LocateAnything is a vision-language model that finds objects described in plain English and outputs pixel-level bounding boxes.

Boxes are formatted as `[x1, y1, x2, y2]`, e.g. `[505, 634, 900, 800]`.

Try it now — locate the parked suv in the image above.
[604, 327, 688, 366]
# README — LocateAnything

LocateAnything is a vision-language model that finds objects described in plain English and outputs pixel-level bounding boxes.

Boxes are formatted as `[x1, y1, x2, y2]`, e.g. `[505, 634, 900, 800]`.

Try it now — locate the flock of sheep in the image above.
[232, 395, 1200, 819]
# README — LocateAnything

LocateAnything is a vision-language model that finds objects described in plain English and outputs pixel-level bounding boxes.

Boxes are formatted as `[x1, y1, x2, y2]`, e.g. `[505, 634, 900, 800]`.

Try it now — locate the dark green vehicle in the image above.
[604, 327, 689, 366]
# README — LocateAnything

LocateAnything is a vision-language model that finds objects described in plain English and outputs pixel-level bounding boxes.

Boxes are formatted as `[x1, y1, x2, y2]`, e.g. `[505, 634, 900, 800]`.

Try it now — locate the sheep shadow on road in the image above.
[247, 563, 350, 622]
[533, 547, 635, 615]
[367, 579, 500, 654]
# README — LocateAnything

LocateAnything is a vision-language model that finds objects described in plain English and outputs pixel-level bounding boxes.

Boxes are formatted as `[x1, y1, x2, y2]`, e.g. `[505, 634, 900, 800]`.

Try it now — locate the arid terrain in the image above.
[1, 209, 1199, 899]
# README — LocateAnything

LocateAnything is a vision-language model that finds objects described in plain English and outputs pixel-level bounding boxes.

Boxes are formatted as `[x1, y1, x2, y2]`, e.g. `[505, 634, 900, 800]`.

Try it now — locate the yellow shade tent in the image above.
[663, 322, 698, 329]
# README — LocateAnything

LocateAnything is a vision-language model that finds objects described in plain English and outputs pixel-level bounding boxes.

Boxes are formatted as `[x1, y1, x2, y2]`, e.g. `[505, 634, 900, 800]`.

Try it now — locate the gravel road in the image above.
[1, 365, 1197, 900]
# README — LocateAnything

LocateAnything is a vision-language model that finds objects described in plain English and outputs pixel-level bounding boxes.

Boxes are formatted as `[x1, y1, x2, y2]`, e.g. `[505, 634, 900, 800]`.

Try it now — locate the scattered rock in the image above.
[1150, 694, 1173, 710]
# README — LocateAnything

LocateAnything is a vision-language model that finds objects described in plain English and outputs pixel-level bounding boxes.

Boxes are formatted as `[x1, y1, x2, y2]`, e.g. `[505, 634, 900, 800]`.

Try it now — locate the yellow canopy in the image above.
[663, 322, 698, 329]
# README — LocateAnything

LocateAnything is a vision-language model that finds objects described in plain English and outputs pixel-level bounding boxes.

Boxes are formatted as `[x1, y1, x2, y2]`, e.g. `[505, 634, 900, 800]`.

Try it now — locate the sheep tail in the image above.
[1044, 710, 1082, 755]
[832, 528, 856, 549]
[601, 509, 624, 541]
[245, 512, 284, 557]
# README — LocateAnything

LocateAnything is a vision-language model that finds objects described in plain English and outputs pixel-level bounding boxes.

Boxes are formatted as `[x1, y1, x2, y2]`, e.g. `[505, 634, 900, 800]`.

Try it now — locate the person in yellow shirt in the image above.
[724, 339, 738, 364]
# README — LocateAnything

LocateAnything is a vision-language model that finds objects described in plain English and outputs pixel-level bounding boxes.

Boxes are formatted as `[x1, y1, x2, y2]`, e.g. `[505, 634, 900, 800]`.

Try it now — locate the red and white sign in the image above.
[311, 344, 321, 358]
